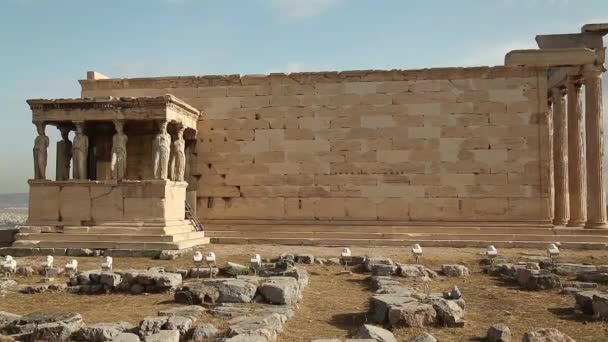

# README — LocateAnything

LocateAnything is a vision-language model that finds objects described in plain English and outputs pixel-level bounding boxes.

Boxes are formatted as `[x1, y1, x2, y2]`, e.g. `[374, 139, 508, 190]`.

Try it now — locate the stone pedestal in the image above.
[19, 179, 208, 250]
[566, 81, 587, 226]
[584, 65, 608, 229]
[551, 88, 569, 226]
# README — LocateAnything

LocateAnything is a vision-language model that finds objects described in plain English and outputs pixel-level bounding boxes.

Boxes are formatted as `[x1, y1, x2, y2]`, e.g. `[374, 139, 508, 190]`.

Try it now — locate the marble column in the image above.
[551, 87, 569, 226]
[566, 80, 587, 226]
[583, 64, 608, 228]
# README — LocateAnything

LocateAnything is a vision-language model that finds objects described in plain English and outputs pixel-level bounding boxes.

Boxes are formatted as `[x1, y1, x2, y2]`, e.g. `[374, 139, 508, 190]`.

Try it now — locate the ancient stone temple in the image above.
[14, 23, 608, 249]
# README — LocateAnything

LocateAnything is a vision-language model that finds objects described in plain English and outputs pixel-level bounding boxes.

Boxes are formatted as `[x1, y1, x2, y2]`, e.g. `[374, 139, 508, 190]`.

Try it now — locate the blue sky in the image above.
[0, 0, 607, 193]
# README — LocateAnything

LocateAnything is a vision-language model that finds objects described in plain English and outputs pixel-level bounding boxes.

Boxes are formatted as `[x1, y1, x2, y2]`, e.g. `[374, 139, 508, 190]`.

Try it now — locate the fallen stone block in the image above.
[73, 322, 135, 342]
[5, 312, 84, 341]
[364, 257, 393, 272]
[517, 268, 560, 290]
[19, 284, 49, 294]
[409, 333, 437, 342]
[191, 323, 218, 341]
[143, 330, 179, 342]
[159, 250, 180, 260]
[353, 324, 397, 342]
[99, 272, 122, 288]
[224, 262, 251, 276]
[563, 281, 598, 289]
[259, 277, 300, 305]
[577, 271, 608, 284]
[372, 264, 398, 276]
[487, 323, 511, 342]
[202, 278, 258, 303]
[396, 264, 437, 278]
[227, 312, 284, 341]
[158, 306, 205, 321]
[592, 293, 608, 320]
[553, 263, 597, 276]
[138, 316, 168, 337]
[110, 333, 141, 342]
[441, 264, 469, 277]
[387, 302, 436, 327]
[283, 268, 310, 291]
[295, 254, 315, 264]
[0, 311, 20, 331]
[369, 294, 417, 323]
[163, 316, 192, 338]
[574, 290, 598, 314]
[175, 283, 220, 305]
[189, 267, 219, 278]
[431, 297, 465, 327]
[521, 328, 575, 342]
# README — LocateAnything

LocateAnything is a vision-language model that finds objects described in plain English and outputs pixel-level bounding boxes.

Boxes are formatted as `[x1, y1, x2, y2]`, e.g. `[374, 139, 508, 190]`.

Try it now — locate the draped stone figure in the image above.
[33, 122, 49, 179]
[172, 128, 186, 182]
[153, 121, 171, 180]
[56, 126, 72, 181]
[110, 120, 128, 181]
[72, 123, 89, 180]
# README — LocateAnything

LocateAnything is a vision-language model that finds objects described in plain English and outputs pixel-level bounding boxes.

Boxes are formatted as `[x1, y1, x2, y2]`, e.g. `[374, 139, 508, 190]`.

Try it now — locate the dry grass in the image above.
[1, 245, 608, 341]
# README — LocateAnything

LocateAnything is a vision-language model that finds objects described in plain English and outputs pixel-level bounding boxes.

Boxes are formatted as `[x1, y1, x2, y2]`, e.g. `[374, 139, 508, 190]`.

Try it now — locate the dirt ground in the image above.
[1, 245, 608, 341]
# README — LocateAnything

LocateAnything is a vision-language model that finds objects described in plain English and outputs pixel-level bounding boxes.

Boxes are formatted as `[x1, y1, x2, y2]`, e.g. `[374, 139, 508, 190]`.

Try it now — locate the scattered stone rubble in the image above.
[369, 275, 465, 328]
[0, 260, 310, 342]
[66, 269, 182, 294]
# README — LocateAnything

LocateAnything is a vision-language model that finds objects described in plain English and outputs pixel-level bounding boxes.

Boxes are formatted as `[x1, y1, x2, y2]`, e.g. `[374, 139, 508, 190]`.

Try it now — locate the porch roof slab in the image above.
[26, 95, 201, 130]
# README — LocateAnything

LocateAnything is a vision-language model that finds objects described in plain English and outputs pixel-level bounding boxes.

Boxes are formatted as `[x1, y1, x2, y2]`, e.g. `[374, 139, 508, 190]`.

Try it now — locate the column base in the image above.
[553, 219, 569, 226]
[566, 220, 586, 227]
[584, 222, 608, 229]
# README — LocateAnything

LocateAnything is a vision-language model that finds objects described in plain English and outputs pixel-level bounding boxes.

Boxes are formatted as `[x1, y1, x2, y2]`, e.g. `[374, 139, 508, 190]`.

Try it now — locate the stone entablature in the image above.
[27, 95, 201, 130]
[79, 66, 543, 91]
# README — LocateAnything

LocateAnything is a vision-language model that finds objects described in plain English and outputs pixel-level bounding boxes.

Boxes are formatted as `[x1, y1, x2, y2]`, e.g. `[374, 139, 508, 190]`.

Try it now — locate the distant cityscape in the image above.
[0, 193, 27, 229]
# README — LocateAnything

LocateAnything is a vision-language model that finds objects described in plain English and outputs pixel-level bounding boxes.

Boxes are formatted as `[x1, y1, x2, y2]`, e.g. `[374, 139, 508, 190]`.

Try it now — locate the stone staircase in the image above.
[204, 220, 608, 249]
[13, 220, 209, 250]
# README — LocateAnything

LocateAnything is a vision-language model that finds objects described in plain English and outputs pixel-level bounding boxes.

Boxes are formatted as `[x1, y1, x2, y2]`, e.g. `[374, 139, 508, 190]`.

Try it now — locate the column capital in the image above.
[550, 87, 566, 100]
[565, 74, 584, 87]
[582, 63, 606, 79]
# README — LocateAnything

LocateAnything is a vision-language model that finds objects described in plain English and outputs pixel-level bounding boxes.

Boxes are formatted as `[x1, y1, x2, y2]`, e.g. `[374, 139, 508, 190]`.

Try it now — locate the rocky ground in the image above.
[1, 245, 607, 341]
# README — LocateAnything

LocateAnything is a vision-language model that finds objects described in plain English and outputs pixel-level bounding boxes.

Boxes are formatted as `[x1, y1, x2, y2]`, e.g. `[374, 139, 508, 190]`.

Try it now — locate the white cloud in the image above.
[267, 0, 342, 19]
[460, 40, 538, 67]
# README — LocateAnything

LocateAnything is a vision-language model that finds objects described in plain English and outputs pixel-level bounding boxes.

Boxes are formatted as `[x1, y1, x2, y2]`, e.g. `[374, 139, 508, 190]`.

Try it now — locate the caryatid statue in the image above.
[172, 127, 186, 182]
[110, 120, 128, 181]
[72, 122, 89, 180]
[56, 126, 72, 181]
[153, 120, 171, 180]
[33, 122, 49, 179]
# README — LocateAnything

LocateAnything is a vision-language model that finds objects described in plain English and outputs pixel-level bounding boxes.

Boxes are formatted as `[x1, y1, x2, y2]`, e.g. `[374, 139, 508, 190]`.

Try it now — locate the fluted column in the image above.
[566, 80, 587, 226]
[584, 64, 608, 228]
[551, 87, 569, 226]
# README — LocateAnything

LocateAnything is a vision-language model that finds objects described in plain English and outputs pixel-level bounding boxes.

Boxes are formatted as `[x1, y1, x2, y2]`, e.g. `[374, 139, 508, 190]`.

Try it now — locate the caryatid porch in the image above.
[15, 95, 209, 250]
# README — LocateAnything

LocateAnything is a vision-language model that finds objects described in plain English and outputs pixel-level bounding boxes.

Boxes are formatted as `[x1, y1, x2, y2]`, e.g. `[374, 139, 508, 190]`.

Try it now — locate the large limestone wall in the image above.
[80, 67, 551, 223]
